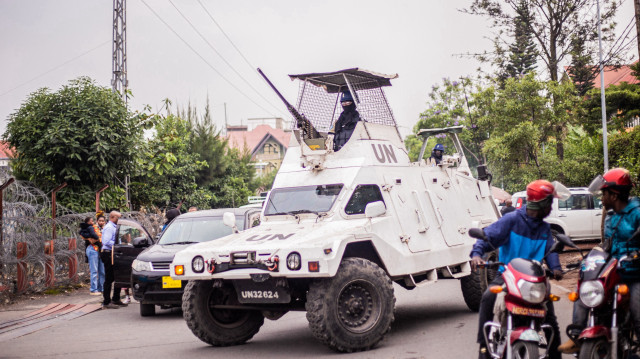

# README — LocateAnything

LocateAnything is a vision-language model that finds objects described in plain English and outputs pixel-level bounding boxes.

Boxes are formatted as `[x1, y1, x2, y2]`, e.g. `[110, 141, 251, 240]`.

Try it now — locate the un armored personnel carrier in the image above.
[170, 69, 500, 352]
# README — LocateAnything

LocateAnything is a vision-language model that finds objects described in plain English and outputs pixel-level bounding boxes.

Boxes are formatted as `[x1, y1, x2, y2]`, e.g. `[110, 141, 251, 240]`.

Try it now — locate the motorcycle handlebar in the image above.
[476, 261, 504, 268]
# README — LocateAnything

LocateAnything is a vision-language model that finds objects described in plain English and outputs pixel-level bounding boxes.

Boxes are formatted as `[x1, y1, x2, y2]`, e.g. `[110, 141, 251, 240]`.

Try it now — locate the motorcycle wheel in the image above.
[578, 338, 609, 359]
[512, 340, 539, 359]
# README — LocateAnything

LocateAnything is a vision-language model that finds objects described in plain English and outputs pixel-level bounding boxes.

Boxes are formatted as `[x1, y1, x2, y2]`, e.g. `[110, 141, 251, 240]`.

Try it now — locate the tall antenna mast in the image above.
[112, 0, 128, 102]
[112, 0, 130, 208]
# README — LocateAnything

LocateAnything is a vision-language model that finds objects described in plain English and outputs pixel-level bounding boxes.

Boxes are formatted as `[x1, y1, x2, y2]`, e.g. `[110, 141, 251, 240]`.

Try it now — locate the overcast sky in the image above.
[0, 1, 635, 138]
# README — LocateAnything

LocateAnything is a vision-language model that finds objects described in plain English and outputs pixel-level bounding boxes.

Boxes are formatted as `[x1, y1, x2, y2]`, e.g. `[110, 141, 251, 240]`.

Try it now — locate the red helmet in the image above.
[588, 168, 633, 194]
[603, 168, 632, 188]
[526, 180, 555, 202]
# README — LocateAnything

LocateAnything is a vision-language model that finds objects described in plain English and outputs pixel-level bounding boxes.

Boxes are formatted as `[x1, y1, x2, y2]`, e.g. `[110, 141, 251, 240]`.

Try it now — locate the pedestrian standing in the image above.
[79, 217, 102, 295]
[100, 211, 126, 309]
[500, 199, 516, 216]
[94, 214, 106, 292]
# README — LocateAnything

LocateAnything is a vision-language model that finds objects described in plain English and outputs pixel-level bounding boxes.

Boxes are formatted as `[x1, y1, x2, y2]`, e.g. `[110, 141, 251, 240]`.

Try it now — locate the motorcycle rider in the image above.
[470, 179, 564, 359]
[559, 168, 640, 354]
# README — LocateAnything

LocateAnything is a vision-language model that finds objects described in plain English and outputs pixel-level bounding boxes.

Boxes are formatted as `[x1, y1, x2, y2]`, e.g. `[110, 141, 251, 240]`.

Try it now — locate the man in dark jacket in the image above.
[500, 199, 516, 216]
[79, 217, 103, 295]
[330, 91, 361, 152]
[471, 180, 564, 359]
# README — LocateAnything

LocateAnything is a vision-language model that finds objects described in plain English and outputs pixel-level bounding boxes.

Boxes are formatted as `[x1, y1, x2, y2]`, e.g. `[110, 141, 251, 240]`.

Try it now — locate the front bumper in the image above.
[132, 270, 184, 305]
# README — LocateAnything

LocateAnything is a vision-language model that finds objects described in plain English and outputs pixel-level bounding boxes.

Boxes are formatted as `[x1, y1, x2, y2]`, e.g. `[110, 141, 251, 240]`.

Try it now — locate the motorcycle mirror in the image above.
[555, 233, 578, 249]
[548, 241, 564, 254]
[468, 228, 486, 240]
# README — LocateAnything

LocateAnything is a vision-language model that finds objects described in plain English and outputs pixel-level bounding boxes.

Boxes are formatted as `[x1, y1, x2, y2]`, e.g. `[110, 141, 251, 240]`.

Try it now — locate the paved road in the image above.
[0, 280, 576, 359]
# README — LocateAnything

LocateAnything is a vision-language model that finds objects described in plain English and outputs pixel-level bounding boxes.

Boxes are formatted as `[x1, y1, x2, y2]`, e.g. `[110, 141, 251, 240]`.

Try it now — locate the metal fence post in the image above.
[68, 238, 78, 281]
[16, 242, 27, 293]
[47, 182, 67, 288]
[95, 184, 109, 213]
[0, 177, 15, 283]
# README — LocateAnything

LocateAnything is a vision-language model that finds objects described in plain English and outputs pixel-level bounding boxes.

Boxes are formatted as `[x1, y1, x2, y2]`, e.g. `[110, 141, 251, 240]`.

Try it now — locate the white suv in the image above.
[512, 187, 603, 241]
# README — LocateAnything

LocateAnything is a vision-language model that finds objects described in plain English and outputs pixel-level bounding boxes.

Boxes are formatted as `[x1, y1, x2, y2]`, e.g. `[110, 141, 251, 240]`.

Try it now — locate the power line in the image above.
[0, 40, 110, 98]
[168, 0, 286, 117]
[140, 0, 276, 117]
[196, 0, 292, 117]
[197, 0, 258, 73]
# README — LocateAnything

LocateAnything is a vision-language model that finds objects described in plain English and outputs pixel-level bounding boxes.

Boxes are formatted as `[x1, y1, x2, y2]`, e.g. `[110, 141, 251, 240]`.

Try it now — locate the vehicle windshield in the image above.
[264, 184, 343, 216]
[159, 216, 245, 245]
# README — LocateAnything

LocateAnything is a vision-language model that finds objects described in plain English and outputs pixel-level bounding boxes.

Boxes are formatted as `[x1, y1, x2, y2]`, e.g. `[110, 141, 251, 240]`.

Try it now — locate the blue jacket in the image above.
[470, 206, 561, 271]
[606, 197, 640, 281]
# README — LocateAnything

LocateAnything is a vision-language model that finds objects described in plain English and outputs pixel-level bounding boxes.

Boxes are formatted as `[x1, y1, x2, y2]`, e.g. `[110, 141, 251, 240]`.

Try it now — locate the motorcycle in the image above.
[565, 229, 640, 359]
[470, 228, 576, 359]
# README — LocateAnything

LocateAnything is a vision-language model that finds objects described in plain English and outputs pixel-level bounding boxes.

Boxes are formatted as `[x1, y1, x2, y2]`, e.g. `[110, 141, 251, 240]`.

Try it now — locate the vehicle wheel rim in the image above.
[207, 289, 249, 328]
[336, 280, 381, 334]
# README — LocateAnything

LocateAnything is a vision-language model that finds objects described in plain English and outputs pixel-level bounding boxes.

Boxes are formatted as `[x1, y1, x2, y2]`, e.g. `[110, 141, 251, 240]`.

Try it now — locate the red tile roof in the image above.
[0, 142, 14, 159]
[226, 125, 292, 156]
[592, 63, 639, 88]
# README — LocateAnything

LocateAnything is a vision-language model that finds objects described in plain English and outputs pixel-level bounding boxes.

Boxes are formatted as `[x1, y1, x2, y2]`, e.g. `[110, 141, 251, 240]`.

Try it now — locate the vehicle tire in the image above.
[182, 280, 264, 346]
[460, 251, 498, 312]
[305, 257, 395, 353]
[578, 338, 610, 359]
[139, 303, 155, 317]
[512, 340, 539, 359]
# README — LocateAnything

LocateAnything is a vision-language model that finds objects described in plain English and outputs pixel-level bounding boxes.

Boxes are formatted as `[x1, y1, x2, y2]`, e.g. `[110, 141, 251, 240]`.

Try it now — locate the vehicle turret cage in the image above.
[289, 68, 398, 133]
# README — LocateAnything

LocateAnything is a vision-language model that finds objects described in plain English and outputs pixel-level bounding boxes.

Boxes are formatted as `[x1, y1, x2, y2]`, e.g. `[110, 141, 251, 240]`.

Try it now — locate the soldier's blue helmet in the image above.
[341, 91, 354, 103]
[433, 143, 445, 152]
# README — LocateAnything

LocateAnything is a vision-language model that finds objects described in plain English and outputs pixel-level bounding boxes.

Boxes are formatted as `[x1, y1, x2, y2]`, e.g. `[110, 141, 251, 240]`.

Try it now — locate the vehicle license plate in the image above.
[162, 276, 182, 289]
[233, 279, 291, 304]
[510, 305, 545, 317]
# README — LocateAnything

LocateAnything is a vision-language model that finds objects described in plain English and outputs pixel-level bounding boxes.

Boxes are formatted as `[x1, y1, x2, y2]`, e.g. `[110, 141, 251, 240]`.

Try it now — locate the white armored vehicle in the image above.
[171, 69, 500, 352]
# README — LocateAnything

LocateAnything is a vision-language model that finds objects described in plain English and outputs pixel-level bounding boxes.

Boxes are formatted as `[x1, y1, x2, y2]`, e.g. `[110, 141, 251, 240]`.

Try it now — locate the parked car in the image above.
[112, 218, 155, 289]
[131, 208, 261, 316]
[511, 187, 603, 241]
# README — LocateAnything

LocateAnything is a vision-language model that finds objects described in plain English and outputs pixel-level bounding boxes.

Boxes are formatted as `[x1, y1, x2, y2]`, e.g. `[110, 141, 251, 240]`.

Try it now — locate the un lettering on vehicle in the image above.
[371, 143, 397, 164]
[245, 233, 295, 242]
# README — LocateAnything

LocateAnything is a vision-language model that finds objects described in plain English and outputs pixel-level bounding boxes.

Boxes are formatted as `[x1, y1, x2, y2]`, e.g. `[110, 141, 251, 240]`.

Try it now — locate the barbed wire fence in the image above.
[0, 172, 162, 302]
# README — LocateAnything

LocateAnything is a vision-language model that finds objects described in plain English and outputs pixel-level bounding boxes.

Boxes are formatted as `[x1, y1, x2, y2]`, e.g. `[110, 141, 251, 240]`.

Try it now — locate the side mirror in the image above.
[132, 236, 149, 248]
[554, 233, 578, 249]
[223, 212, 239, 233]
[364, 201, 386, 218]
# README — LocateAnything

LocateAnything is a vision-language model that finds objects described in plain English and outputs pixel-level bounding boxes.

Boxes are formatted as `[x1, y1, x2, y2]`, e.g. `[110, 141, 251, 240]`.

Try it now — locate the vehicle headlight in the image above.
[132, 259, 152, 272]
[287, 252, 301, 271]
[517, 279, 547, 304]
[192, 256, 204, 273]
[579, 280, 605, 308]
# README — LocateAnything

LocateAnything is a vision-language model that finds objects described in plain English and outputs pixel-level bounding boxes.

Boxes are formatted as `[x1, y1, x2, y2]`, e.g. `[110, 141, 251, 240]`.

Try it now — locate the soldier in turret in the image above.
[329, 91, 361, 152]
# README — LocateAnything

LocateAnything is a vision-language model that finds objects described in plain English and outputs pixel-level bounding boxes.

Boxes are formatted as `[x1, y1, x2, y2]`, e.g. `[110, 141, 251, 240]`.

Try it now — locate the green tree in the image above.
[131, 113, 206, 209]
[407, 77, 487, 170]
[567, 27, 596, 96]
[609, 126, 640, 196]
[2, 77, 143, 211]
[465, 0, 621, 82]
[475, 74, 581, 191]
[499, 0, 538, 84]
[581, 82, 640, 134]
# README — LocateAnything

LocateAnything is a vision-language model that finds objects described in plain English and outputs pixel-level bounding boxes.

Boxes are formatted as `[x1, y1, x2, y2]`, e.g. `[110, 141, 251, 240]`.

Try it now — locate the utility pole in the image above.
[112, 0, 131, 209]
[597, 0, 609, 172]
[112, 0, 128, 101]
